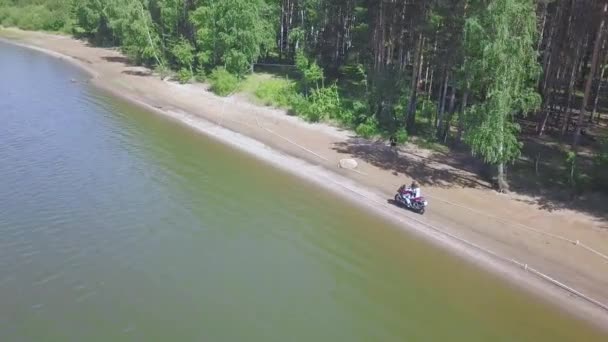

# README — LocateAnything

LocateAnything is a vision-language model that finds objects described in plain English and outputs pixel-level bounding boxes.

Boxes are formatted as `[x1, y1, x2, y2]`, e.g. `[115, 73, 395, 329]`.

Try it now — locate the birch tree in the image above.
[463, 0, 541, 191]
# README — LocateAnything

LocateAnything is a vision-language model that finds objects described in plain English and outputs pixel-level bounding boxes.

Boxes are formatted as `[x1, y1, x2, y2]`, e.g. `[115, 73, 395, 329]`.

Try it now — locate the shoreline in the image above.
[3, 32, 608, 330]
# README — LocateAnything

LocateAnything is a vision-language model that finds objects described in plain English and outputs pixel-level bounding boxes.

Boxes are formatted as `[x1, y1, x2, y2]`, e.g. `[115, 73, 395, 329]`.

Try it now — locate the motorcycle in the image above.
[394, 185, 428, 215]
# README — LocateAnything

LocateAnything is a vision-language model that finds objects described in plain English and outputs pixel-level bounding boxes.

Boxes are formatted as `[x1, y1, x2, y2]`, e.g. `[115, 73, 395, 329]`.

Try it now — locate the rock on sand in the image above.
[338, 158, 358, 170]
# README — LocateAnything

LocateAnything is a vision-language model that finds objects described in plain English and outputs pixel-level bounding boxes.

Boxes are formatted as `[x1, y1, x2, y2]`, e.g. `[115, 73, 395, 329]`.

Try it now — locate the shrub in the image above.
[336, 100, 366, 126]
[209, 67, 239, 96]
[254, 78, 296, 108]
[302, 84, 341, 122]
[287, 92, 309, 116]
[295, 52, 323, 94]
[154, 64, 172, 81]
[563, 151, 590, 193]
[194, 68, 207, 83]
[176, 68, 192, 84]
[336, 108, 355, 126]
[394, 128, 409, 144]
[564, 151, 577, 187]
[355, 117, 379, 138]
[171, 38, 195, 71]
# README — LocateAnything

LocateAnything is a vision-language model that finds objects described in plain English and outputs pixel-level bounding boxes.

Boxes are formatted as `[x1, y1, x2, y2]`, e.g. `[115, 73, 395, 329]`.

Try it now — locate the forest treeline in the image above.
[1, 0, 607, 193]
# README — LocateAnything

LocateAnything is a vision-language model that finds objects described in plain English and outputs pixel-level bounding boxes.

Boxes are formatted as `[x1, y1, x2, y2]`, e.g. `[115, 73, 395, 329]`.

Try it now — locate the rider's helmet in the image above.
[411, 181, 419, 189]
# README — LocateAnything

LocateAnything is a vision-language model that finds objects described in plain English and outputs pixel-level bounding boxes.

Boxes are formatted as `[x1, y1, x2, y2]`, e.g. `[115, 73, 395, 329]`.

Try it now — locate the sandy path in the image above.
[3, 28, 608, 327]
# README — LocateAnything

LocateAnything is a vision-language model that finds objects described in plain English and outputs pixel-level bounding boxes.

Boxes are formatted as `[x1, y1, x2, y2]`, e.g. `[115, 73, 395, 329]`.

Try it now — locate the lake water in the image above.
[0, 40, 606, 341]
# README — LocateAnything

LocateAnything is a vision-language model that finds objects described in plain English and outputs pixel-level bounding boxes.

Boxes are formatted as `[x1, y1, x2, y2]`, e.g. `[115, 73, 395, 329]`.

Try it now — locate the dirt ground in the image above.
[3, 28, 608, 325]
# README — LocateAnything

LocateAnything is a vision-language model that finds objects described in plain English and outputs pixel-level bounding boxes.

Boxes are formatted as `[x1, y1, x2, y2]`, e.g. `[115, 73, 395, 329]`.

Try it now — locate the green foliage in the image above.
[191, 0, 275, 76]
[171, 38, 195, 71]
[154, 63, 172, 80]
[109, 0, 163, 66]
[355, 117, 379, 138]
[287, 92, 309, 116]
[295, 52, 324, 94]
[0, 1, 72, 32]
[334, 105, 356, 126]
[154, 0, 182, 40]
[299, 84, 341, 122]
[340, 63, 369, 94]
[287, 27, 304, 52]
[253, 78, 297, 108]
[71, 0, 113, 42]
[394, 128, 409, 144]
[564, 151, 578, 187]
[176, 68, 192, 84]
[563, 151, 590, 192]
[194, 68, 207, 83]
[209, 67, 239, 97]
[419, 99, 438, 123]
[463, 0, 541, 167]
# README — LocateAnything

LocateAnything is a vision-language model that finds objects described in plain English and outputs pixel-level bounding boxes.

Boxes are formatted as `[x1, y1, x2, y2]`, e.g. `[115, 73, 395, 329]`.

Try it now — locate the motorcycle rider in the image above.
[404, 181, 421, 207]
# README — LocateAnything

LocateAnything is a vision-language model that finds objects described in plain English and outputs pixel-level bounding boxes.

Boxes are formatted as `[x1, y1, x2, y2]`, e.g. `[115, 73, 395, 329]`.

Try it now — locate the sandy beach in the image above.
[2, 28, 608, 329]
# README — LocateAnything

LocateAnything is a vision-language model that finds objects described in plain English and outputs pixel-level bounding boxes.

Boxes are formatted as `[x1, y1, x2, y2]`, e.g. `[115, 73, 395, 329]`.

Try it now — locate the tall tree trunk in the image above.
[427, 68, 434, 99]
[406, 34, 424, 134]
[442, 86, 457, 143]
[457, 89, 469, 143]
[279, 1, 285, 59]
[537, 2, 548, 52]
[534, 2, 548, 89]
[497, 162, 507, 193]
[574, 2, 607, 150]
[540, 1, 559, 96]
[538, 110, 551, 136]
[542, 0, 570, 99]
[436, 71, 450, 130]
[417, 40, 425, 83]
[427, 38, 438, 99]
[423, 63, 430, 94]
[590, 37, 607, 123]
[561, 48, 583, 137]
[592, 64, 606, 123]
[136, 0, 162, 67]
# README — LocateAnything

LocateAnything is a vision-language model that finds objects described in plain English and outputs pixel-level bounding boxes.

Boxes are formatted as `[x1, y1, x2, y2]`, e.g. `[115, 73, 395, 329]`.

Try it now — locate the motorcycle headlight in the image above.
[424, 201, 428, 206]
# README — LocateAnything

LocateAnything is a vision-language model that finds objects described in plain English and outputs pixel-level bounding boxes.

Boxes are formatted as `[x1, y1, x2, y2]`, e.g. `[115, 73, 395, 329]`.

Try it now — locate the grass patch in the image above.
[209, 67, 239, 96]
[253, 78, 296, 108]
[0, 27, 26, 40]
[239, 73, 296, 109]
[238, 73, 272, 94]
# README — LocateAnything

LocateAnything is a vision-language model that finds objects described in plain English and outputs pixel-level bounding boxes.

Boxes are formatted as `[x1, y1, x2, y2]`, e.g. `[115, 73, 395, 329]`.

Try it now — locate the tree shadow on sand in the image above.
[332, 137, 491, 189]
[101, 55, 133, 65]
[508, 135, 608, 224]
[122, 69, 152, 77]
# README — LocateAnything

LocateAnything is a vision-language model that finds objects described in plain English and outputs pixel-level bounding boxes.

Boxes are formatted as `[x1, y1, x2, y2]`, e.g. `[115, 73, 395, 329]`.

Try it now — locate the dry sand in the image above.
[2, 28, 608, 329]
